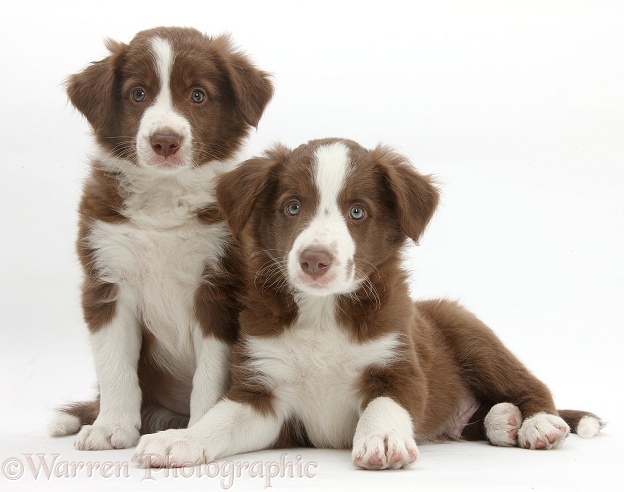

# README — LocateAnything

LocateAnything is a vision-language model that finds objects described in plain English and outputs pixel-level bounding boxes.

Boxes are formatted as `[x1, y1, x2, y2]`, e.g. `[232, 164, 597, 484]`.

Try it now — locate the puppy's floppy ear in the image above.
[372, 146, 439, 243]
[66, 39, 127, 133]
[217, 35, 274, 128]
[216, 145, 290, 240]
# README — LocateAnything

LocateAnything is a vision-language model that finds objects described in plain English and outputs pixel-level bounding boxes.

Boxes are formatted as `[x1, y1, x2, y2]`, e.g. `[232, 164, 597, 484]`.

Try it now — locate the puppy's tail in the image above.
[49, 399, 99, 437]
[49, 398, 189, 437]
[558, 409, 605, 438]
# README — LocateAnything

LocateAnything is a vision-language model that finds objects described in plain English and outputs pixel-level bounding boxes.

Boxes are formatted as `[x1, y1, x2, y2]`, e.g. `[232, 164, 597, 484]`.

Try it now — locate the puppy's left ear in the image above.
[217, 145, 290, 240]
[217, 36, 274, 128]
[372, 146, 440, 243]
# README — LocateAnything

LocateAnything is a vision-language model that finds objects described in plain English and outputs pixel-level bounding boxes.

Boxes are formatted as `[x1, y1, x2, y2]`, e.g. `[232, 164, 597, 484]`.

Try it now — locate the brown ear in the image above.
[372, 146, 439, 243]
[66, 39, 127, 133]
[216, 145, 290, 239]
[219, 36, 274, 128]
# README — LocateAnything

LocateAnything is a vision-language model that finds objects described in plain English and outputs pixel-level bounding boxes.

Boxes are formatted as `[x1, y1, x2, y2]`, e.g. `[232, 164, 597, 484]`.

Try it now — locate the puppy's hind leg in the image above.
[417, 300, 570, 450]
[483, 402, 523, 447]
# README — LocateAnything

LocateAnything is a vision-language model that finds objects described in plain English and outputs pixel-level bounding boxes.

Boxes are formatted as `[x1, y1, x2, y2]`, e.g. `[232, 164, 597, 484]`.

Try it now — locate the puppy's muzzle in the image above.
[299, 249, 333, 279]
[151, 131, 182, 158]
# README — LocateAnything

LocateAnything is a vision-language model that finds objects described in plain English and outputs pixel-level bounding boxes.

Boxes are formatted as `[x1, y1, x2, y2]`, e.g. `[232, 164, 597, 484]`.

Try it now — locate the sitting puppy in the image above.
[133, 138, 603, 469]
[49, 27, 273, 450]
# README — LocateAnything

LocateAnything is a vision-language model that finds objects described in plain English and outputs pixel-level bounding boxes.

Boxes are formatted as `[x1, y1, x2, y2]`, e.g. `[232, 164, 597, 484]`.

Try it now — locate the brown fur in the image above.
[67, 27, 273, 162]
[216, 138, 600, 449]
[58, 27, 273, 435]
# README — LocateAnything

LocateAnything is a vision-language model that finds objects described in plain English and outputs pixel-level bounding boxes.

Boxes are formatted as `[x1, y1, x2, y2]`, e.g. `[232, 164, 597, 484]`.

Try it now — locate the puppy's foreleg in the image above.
[75, 294, 142, 450]
[352, 397, 419, 470]
[188, 328, 231, 427]
[133, 399, 283, 467]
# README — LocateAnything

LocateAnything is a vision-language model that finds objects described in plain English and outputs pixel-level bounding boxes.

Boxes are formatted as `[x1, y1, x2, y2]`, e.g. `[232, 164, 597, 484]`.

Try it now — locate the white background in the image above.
[1, 0, 622, 490]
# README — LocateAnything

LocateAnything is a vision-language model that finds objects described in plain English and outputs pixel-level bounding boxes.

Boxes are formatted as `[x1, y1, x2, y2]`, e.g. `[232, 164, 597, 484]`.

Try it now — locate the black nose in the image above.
[300, 249, 333, 278]
[151, 132, 181, 157]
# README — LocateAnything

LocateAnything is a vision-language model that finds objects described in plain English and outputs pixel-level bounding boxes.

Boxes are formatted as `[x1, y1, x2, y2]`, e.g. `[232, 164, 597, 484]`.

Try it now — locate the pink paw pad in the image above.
[352, 434, 419, 470]
[518, 413, 570, 450]
[369, 453, 383, 466]
[484, 403, 523, 447]
[508, 416, 518, 439]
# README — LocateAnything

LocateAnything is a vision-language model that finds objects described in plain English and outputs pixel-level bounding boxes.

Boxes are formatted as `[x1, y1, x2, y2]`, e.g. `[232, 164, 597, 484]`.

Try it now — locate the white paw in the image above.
[484, 402, 523, 447]
[518, 413, 570, 450]
[352, 433, 419, 470]
[133, 429, 211, 468]
[75, 422, 140, 450]
[49, 412, 82, 437]
[352, 396, 419, 470]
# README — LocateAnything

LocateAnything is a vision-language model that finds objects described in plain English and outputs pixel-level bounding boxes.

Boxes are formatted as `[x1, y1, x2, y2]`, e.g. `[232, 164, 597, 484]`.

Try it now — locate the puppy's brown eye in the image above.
[286, 202, 301, 216]
[132, 89, 146, 102]
[349, 206, 366, 221]
[191, 90, 206, 103]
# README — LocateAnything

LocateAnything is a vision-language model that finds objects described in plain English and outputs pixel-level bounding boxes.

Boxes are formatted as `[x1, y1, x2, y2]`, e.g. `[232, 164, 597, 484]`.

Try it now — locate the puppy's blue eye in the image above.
[132, 89, 146, 102]
[286, 202, 300, 216]
[191, 90, 205, 103]
[349, 206, 366, 220]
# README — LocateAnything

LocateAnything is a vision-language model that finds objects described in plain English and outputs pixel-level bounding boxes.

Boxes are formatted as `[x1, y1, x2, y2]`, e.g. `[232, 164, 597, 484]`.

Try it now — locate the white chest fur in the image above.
[245, 296, 402, 448]
[86, 163, 233, 377]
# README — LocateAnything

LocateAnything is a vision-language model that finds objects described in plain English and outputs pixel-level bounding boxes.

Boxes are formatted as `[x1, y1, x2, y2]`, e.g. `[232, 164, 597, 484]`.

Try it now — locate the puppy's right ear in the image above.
[217, 145, 290, 240]
[66, 39, 127, 133]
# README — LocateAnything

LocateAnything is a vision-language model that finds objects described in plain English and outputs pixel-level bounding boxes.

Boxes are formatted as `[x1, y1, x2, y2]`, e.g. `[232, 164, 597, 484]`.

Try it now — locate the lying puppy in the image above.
[133, 138, 603, 469]
[49, 27, 273, 450]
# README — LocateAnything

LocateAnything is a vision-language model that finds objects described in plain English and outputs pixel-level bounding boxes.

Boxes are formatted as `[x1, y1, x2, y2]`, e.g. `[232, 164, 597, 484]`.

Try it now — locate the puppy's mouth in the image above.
[146, 154, 187, 170]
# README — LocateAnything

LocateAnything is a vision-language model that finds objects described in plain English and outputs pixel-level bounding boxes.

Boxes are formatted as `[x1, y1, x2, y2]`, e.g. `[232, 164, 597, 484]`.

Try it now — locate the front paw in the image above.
[352, 432, 419, 470]
[133, 429, 211, 468]
[518, 413, 570, 450]
[75, 423, 139, 450]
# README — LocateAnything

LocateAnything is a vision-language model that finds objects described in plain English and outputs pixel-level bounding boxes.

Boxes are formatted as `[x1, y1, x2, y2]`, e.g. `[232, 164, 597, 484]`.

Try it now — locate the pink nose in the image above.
[151, 132, 181, 157]
[300, 249, 332, 278]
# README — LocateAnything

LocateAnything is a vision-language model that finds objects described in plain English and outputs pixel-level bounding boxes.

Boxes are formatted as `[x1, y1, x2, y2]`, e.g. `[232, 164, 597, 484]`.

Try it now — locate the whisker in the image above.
[253, 252, 289, 293]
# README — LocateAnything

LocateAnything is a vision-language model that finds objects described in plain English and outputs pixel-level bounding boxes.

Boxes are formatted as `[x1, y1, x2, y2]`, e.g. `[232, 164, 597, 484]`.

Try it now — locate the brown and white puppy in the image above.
[49, 27, 273, 450]
[133, 138, 603, 469]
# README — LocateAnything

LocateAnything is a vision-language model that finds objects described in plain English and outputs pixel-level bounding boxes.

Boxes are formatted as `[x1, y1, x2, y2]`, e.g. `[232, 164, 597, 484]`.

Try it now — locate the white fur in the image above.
[352, 396, 419, 470]
[64, 34, 240, 449]
[484, 402, 523, 447]
[287, 142, 357, 295]
[75, 295, 142, 450]
[135, 37, 192, 170]
[189, 332, 231, 427]
[83, 173, 234, 445]
[518, 412, 570, 450]
[48, 412, 81, 437]
[134, 399, 281, 467]
[576, 415, 604, 439]
[133, 296, 404, 468]
[245, 295, 403, 448]
[87, 139, 236, 387]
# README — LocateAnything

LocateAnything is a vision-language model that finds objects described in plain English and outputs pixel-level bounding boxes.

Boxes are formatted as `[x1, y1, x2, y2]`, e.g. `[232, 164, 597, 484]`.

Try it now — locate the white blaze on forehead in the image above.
[287, 141, 358, 296]
[151, 37, 174, 101]
[135, 36, 192, 169]
[313, 142, 351, 212]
